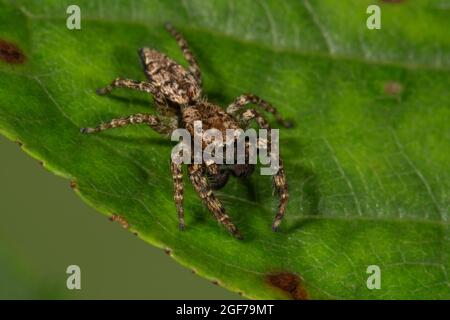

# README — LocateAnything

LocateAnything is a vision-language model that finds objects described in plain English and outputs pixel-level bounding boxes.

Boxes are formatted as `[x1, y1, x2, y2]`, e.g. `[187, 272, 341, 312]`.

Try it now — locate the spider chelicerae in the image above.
[81, 24, 291, 239]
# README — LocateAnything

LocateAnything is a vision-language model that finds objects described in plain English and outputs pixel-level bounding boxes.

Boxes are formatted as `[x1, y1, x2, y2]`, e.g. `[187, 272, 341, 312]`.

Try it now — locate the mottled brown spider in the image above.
[81, 24, 291, 239]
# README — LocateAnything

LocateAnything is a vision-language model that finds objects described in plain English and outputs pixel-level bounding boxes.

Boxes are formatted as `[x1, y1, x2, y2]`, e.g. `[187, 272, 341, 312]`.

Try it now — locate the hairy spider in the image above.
[81, 24, 291, 239]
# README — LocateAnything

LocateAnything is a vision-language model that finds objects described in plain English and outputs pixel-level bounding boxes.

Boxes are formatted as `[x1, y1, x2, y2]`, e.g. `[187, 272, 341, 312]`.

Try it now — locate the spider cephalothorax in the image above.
[81, 24, 291, 239]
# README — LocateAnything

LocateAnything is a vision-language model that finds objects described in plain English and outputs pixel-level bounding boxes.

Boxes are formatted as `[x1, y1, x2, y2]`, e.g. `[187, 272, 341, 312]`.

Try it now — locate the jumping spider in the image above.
[81, 24, 291, 239]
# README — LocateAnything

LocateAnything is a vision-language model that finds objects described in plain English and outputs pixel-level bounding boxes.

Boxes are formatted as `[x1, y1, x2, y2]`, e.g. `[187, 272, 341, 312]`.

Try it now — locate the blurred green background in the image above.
[0, 135, 238, 299]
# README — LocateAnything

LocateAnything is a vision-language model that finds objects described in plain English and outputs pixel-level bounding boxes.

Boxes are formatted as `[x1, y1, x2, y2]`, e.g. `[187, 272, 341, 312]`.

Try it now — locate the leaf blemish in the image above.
[70, 180, 78, 189]
[109, 214, 129, 229]
[266, 272, 308, 300]
[211, 280, 220, 286]
[0, 40, 26, 64]
[384, 81, 404, 97]
[164, 248, 172, 256]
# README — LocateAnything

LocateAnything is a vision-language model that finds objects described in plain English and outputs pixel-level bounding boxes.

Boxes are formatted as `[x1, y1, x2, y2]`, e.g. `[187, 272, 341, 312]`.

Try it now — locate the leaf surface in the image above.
[0, 0, 449, 299]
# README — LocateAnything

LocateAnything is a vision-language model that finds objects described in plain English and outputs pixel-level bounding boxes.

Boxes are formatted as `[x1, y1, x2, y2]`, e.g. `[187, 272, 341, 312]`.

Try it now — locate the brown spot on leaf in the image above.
[0, 40, 26, 64]
[70, 180, 78, 189]
[384, 81, 404, 97]
[109, 214, 129, 229]
[211, 280, 220, 286]
[266, 272, 308, 300]
[164, 248, 172, 256]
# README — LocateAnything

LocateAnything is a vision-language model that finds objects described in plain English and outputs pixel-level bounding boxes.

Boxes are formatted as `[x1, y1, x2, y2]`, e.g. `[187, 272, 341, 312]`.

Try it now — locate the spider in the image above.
[81, 24, 291, 239]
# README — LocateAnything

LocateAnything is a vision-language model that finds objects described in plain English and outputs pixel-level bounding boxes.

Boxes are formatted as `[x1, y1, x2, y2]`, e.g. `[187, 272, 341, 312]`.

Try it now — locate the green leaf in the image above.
[0, 0, 449, 299]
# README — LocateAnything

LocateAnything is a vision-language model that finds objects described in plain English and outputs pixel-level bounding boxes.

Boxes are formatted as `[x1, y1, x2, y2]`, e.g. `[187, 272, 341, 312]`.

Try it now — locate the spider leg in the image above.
[165, 23, 202, 85]
[96, 77, 158, 96]
[227, 93, 292, 128]
[80, 113, 175, 135]
[96, 77, 176, 118]
[188, 164, 243, 239]
[239, 109, 289, 231]
[271, 157, 288, 230]
[171, 160, 185, 230]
